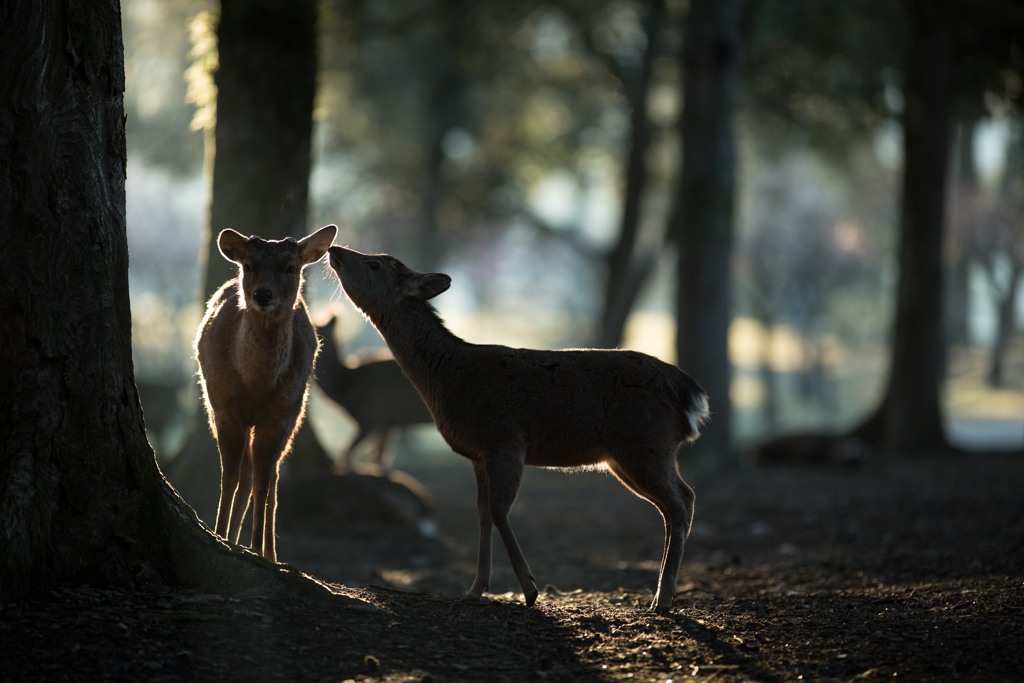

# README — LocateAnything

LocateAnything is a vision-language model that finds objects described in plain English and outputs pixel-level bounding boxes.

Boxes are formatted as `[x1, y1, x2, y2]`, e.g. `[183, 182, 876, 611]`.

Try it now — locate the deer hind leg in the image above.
[213, 419, 249, 541]
[373, 427, 395, 472]
[486, 450, 538, 607]
[466, 458, 493, 601]
[250, 422, 294, 563]
[607, 453, 695, 613]
[341, 425, 371, 473]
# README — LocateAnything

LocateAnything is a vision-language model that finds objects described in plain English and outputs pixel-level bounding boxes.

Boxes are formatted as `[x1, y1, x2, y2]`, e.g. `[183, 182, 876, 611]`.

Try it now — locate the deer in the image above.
[315, 314, 434, 473]
[194, 224, 337, 563]
[327, 246, 709, 612]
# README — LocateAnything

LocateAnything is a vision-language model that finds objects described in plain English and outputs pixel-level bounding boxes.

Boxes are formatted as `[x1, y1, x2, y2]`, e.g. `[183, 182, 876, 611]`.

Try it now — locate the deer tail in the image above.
[676, 373, 710, 443]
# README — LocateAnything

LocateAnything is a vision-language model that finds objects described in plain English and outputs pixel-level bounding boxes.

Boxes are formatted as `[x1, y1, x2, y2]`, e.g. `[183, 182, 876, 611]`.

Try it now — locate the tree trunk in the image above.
[0, 0, 359, 607]
[987, 262, 1022, 388]
[202, 0, 319, 300]
[851, 0, 953, 455]
[947, 257, 970, 347]
[946, 118, 976, 348]
[417, 0, 466, 272]
[597, 0, 665, 349]
[167, 0, 333, 524]
[671, 0, 744, 467]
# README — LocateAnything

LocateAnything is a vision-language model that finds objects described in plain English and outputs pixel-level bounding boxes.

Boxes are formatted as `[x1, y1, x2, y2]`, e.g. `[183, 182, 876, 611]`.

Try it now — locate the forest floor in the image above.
[3, 452, 1023, 682]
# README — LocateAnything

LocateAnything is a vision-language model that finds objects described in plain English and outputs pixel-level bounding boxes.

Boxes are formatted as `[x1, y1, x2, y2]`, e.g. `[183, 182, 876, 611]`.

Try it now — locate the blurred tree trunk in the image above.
[418, 0, 466, 272]
[850, 0, 953, 455]
[201, 0, 319, 301]
[759, 356, 780, 433]
[671, 0, 745, 467]
[985, 133, 1024, 388]
[946, 118, 976, 348]
[985, 261, 1022, 388]
[0, 0, 351, 606]
[597, 0, 665, 349]
[168, 0, 333, 525]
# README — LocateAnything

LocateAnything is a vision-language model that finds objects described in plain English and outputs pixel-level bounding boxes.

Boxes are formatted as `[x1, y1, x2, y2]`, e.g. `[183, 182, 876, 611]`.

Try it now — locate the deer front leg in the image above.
[262, 461, 281, 562]
[467, 458, 493, 601]
[487, 451, 538, 607]
[213, 419, 248, 541]
[227, 434, 253, 544]
[250, 423, 291, 563]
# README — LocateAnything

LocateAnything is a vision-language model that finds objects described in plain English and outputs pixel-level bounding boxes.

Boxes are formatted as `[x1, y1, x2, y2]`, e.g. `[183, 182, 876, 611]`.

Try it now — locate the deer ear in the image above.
[218, 229, 248, 264]
[297, 224, 338, 266]
[403, 273, 451, 301]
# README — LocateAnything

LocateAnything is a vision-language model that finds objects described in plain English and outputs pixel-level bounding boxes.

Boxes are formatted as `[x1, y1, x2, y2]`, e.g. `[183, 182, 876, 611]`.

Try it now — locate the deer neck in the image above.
[372, 302, 463, 396]
[235, 307, 295, 388]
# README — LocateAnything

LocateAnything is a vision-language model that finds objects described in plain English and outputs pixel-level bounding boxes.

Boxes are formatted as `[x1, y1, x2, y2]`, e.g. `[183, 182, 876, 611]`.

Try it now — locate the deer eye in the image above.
[368, 261, 380, 272]
[286, 265, 296, 274]
[242, 263, 251, 273]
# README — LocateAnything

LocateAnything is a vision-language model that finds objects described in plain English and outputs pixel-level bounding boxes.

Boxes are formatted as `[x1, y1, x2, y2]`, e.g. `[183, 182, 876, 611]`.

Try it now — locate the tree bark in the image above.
[597, 0, 665, 349]
[851, 0, 953, 455]
[0, 0, 361, 607]
[166, 0, 334, 524]
[671, 0, 744, 467]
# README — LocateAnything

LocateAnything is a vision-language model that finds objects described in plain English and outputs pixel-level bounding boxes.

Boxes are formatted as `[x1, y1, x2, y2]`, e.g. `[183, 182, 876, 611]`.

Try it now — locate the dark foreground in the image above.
[3, 453, 1023, 682]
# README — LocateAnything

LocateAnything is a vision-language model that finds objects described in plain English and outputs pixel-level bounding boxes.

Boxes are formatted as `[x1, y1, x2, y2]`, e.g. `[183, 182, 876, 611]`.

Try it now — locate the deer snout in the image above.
[253, 289, 273, 307]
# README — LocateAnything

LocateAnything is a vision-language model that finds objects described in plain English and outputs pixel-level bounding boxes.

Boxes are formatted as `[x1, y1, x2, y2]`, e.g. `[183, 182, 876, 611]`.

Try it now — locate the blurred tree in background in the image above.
[854, 0, 955, 456]
[671, 0, 745, 466]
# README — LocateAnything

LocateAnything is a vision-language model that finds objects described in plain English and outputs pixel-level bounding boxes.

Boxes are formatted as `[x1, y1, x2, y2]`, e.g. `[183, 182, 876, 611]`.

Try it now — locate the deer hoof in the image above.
[649, 597, 674, 613]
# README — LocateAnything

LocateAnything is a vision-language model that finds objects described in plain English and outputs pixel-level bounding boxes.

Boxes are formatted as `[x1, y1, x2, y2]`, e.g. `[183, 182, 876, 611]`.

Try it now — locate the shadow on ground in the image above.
[3, 453, 1023, 681]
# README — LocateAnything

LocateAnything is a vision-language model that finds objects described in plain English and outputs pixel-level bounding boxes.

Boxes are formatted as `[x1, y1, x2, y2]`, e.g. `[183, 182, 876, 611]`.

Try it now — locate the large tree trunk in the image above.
[851, 0, 953, 455]
[597, 0, 665, 349]
[0, 0, 358, 606]
[672, 0, 744, 467]
[167, 0, 333, 524]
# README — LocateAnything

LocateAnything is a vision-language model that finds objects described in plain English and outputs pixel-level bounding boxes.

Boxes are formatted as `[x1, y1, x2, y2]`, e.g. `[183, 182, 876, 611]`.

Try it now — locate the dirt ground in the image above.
[3, 451, 1023, 682]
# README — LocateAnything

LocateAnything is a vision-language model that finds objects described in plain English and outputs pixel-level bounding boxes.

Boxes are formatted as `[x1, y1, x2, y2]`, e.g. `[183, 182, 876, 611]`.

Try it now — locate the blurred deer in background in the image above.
[328, 246, 709, 612]
[195, 224, 337, 562]
[315, 314, 434, 472]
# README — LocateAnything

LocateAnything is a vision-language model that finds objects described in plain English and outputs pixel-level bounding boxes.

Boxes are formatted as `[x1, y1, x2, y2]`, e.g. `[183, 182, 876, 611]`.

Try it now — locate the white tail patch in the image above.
[686, 394, 710, 439]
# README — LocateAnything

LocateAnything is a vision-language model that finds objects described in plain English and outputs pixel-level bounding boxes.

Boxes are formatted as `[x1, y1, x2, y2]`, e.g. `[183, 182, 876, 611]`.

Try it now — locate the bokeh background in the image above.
[121, 0, 1024, 468]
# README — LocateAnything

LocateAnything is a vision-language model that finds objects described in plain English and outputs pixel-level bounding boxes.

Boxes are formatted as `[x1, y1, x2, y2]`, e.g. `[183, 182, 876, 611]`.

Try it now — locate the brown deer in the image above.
[195, 224, 337, 562]
[315, 314, 434, 472]
[327, 246, 709, 612]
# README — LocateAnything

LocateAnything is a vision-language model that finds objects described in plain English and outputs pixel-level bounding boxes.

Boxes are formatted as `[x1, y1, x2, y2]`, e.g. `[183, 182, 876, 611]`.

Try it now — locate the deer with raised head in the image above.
[328, 246, 709, 612]
[315, 314, 434, 472]
[195, 224, 337, 562]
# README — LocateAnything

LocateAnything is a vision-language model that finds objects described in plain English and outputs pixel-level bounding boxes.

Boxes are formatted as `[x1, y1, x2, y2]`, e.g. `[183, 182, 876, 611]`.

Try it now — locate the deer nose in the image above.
[253, 289, 273, 306]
